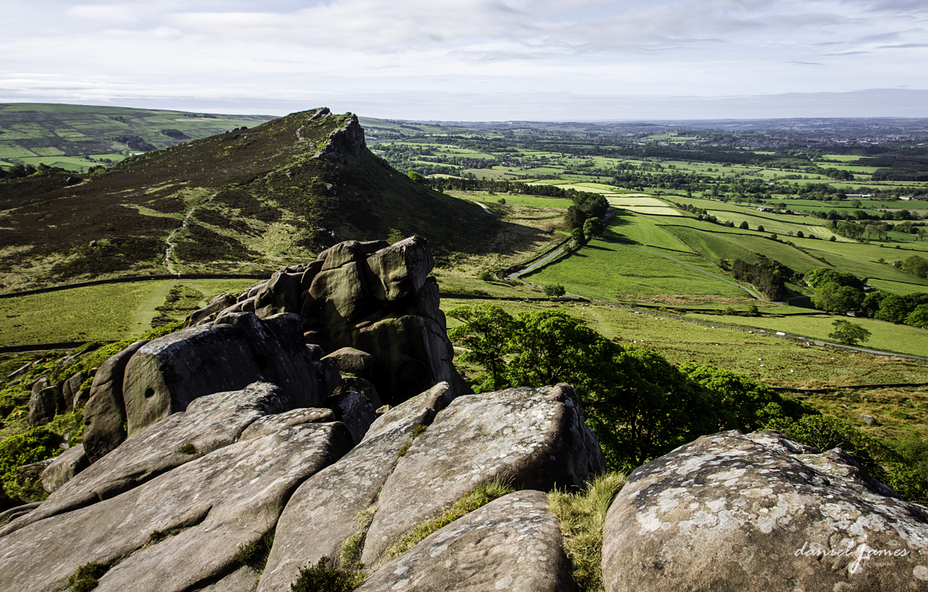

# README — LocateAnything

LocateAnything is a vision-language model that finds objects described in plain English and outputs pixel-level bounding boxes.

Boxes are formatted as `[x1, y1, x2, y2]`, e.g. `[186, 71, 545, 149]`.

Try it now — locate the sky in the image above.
[1, 0, 927, 121]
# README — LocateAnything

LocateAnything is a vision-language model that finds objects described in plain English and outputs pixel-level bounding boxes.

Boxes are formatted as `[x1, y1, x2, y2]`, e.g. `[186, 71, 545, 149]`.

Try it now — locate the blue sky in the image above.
[1, 0, 927, 120]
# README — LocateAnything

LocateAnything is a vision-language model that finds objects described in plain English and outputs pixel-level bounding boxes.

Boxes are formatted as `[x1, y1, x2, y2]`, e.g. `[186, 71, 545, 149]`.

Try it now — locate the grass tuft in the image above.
[290, 556, 362, 592]
[235, 530, 275, 571]
[67, 562, 107, 592]
[547, 471, 627, 592]
[384, 479, 513, 561]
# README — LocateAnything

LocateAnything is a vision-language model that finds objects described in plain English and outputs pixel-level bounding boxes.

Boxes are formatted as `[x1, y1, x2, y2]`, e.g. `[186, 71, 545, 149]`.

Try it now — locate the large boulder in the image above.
[360, 384, 605, 568]
[40, 444, 88, 494]
[82, 340, 149, 462]
[192, 236, 470, 406]
[0, 395, 354, 592]
[122, 312, 323, 436]
[27, 377, 65, 427]
[602, 430, 928, 592]
[257, 382, 458, 592]
[0, 382, 318, 537]
[354, 491, 575, 592]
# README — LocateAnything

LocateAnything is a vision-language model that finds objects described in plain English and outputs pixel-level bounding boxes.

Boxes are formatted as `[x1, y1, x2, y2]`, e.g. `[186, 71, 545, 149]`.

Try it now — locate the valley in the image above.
[1, 106, 928, 503]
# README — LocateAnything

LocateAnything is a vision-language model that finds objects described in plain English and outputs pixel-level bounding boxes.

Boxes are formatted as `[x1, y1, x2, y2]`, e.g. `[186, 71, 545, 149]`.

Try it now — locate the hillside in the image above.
[0, 103, 275, 172]
[0, 109, 510, 293]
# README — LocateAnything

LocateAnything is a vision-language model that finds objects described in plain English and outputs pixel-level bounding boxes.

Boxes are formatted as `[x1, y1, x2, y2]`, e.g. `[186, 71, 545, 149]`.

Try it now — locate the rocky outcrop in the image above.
[602, 430, 928, 592]
[354, 491, 575, 592]
[27, 377, 65, 427]
[359, 384, 605, 568]
[195, 235, 469, 406]
[82, 340, 148, 462]
[1, 377, 603, 592]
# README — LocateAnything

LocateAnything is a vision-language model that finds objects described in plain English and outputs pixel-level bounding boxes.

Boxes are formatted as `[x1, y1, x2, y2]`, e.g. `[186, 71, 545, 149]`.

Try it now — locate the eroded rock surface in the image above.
[194, 235, 469, 406]
[355, 490, 574, 592]
[602, 430, 928, 592]
[360, 384, 605, 567]
[257, 382, 457, 592]
[0, 404, 353, 592]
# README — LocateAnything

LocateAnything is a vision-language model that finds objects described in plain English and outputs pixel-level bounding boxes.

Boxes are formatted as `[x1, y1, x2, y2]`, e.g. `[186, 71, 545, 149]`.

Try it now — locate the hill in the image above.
[0, 103, 275, 172]
[0, 109, 512, 293]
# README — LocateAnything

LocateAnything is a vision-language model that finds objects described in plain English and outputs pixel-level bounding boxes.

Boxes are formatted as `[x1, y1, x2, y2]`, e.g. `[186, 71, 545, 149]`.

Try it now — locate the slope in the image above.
[0, 109, 508, 293]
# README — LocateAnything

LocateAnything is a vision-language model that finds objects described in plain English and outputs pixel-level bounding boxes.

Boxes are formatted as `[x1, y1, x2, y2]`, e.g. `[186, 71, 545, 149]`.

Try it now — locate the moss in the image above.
[340, 504, 376, 569]
[235, 529, 275, 571]
[67, 562, 107, 592]
[397, 424, 427, 458]
[0, 425, 62, 503]
[177, 442, 197, 455]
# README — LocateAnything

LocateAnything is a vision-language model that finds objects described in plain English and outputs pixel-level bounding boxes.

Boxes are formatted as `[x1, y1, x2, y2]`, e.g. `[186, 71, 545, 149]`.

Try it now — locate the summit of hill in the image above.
[0, 108, 500, 292]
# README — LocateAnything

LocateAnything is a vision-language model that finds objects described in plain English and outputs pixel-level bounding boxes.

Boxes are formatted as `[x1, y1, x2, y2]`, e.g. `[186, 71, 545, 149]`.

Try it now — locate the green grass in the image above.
[520, 239, 749, 302]
[383, 480, 514, 562]
[0, 279, 255, 347]
[685, 311, 928, 358]
[603, 214, 691, 252]
[548, 472, 626, 592]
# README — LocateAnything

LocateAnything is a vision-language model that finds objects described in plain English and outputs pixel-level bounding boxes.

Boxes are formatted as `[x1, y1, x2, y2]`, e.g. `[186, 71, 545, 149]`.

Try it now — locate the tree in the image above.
[812, 282, 864, 314]
[447, 304, 517, 392]
[903, 255, 928, 279]
[583, 217, 603, 240]
[828, 319, 871, 346]
[905, 305, 928, 329]
[739, 221, 749, 230]
[756, 225, 765, 232]
[543, 284, 566, 297]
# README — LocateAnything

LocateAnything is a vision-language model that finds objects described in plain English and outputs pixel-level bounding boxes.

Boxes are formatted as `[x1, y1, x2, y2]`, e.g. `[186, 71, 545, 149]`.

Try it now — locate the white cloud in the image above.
[0, 0, 925, 118]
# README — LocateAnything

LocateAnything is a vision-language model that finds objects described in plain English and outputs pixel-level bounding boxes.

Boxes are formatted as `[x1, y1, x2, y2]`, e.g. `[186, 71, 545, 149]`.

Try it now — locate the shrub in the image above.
[0, 426, 62, 502]
[235, 530, 275, 571]
[290, 557, 362, 592]
[543, 284, 566, 297]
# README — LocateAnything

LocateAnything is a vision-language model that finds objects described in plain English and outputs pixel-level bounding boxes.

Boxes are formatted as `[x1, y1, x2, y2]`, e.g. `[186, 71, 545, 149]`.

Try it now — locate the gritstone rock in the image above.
[601, 430, 928, 592]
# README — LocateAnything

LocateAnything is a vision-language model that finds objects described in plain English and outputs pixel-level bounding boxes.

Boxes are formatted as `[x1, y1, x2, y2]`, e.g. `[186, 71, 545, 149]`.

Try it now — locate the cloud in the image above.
[1, 0, 926, 119]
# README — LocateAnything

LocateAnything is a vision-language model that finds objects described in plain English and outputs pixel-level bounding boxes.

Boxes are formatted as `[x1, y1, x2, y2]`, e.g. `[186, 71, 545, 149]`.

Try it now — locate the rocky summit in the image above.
[3, 236, 928, 591]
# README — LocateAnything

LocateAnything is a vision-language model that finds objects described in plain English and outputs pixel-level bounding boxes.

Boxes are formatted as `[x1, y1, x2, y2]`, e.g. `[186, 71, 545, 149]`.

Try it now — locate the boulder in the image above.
[324, 346, 376, 379]
[190, 235, 470, 407]
[257, 382, 457, 592]
[602, 430, 928, 592]
[325, 390, 378, 445]
[253, 271, 301, 318]
[61, 370, 86, 410]
[122, 313, 322, 436]
[0, 382, 314, 537]
[365, 235, 434, 302]
[331, 376, 383, 409]
[354, 491, 575, 592]
[0, 417, 354, 592]
[185, 293, 237, 326]
[27, 377, 64, 427]
[352, 314, 462, 405]
[360, 384, 605, 568]
[82, 340, 149, 462]
[41, 444, 88, 493]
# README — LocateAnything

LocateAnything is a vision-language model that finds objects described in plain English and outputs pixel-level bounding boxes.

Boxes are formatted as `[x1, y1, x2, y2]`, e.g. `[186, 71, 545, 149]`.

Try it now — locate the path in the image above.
[164, 193, 216, 274]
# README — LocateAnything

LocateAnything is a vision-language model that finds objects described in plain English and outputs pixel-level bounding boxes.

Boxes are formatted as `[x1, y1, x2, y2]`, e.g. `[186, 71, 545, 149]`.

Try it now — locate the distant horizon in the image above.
[5, 88, 928, 124]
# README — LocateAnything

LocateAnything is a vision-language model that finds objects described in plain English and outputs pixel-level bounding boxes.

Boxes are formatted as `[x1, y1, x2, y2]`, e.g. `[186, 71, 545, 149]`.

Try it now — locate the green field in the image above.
[0, 103, 274, 172]
[521, 238, 752, 302]
[0, 279, 256, 347]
